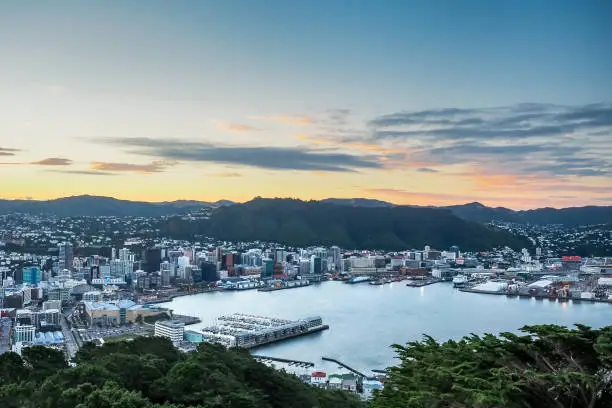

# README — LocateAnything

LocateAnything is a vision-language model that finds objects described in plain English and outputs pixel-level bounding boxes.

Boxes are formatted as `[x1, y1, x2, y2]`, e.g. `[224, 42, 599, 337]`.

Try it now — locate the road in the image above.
[60, 314, 79, 359]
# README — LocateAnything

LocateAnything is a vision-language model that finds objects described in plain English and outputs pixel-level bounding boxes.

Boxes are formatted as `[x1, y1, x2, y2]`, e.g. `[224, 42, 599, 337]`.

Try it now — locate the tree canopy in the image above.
[0, 337, 362, 408]
[371, 324, 612, 408]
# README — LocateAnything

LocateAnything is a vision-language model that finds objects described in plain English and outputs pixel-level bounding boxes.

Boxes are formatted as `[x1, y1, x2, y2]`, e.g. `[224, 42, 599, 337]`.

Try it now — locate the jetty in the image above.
[322, 357, 367, 378]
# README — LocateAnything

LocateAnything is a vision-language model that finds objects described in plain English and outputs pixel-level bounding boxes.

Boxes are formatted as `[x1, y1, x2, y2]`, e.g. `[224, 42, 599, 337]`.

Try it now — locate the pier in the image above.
[322, 357, 367, 378]
[252, 355, 315, 368]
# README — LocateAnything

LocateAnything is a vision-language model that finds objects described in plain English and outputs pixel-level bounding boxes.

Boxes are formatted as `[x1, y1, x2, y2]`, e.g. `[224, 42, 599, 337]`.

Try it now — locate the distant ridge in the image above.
[0, 195, 609, 225]
[320, 198, 395, 208]
[159, 198, 530, 251]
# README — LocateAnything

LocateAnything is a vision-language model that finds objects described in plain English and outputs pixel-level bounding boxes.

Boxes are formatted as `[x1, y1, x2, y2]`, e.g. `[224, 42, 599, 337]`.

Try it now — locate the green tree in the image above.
[21, 346, 67, 381]
[372, 324, 612, 408]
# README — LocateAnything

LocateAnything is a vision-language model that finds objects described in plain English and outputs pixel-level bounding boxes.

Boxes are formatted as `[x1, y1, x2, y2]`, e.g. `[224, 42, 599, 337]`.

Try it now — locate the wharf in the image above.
[247, 325, 329, 349]
[258, 281, 310, 292]
[460, 288, 611, 303]
[406, 279, 441, 287]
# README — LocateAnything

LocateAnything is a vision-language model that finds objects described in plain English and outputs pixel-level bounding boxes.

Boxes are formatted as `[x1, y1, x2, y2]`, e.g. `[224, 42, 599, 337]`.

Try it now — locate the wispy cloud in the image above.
[212, 172, 242, 178]
[92, 137, 382, 172]
[47, 170, 117, 176]
[217, 122, 260, 133]
[90, 161, 170, 174]
[31, 158, 72, 166]
[0, 147, 20, 157]
[361, 103, 612, 178]
[251, 114, 314, 126]
[368, 103, 612, 139]
[416, 167, 439, 173]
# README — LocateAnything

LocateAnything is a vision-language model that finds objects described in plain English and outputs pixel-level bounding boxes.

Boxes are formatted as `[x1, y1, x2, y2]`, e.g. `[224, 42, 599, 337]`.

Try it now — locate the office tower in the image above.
[118, 248, 131, 261]
[261, 259, 274, 279]
[58, 242, 74, 270]
[23, 267, 42, 285]
[310, 256, 322, 274]
[142, 248, 162, 273]
[331, 246, 342, 272]
[160, 261, 172, 286]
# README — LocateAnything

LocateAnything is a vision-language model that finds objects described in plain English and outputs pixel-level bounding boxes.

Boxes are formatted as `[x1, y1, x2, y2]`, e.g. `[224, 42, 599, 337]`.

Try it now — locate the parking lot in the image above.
[78, 324, 151, 343]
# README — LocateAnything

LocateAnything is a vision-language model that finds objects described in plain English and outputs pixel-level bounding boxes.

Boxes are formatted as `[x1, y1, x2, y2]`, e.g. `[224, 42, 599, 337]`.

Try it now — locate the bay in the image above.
[158, 281, 611, 373]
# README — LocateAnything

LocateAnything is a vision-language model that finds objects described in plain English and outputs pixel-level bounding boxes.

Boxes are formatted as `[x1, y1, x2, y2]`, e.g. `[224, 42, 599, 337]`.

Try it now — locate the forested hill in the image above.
[160, 198, 530, 250]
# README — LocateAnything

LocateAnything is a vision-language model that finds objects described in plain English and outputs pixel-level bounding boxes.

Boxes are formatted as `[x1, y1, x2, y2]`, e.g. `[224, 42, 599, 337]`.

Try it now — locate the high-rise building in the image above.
[331, 246, 342, 272]
[142, 248, 162, 273]
[23, 267, 42, 285]
[160, 261, 172, 286]
[200, 262, 218, 282]
[261, 259, 274, 279]
[118, 248, 132, 262]
[58, 242, 74, 271]
[310, 256, 322, 274]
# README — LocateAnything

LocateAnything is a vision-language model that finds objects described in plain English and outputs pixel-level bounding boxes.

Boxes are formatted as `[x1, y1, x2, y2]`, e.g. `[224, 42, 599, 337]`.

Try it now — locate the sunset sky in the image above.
[1, 1, 611, 209]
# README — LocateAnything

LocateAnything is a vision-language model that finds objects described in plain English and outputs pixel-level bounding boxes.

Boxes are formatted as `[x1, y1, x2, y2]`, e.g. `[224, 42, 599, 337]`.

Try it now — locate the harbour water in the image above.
[159, 281, 610, 373]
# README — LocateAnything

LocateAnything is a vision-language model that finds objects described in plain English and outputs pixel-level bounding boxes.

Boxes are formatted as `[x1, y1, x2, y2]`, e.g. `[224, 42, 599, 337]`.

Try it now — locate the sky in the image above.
[0, 0, 611, 209]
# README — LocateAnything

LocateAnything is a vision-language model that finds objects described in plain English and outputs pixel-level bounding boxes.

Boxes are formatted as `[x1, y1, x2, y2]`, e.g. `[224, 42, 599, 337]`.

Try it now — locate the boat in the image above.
[346, 276, 371, 284]
[452, 275, 468, 288]
[369, 280, 384, 285]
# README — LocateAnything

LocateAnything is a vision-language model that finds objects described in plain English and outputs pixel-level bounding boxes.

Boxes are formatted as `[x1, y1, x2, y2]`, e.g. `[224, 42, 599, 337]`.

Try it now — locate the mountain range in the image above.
[0, 195, 610, 226]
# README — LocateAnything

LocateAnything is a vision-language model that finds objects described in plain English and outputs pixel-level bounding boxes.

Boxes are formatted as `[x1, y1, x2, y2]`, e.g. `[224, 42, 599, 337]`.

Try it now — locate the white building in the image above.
[154, 320, 185, 344]
[14, 325, 35, 342]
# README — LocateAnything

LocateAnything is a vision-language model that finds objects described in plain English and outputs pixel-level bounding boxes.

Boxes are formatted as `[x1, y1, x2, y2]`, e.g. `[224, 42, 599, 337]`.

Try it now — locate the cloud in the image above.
[326, 109, 352, 126]
[212, 172, 242, 178]
[30, 158, 72, 166]
[416, 167, 439, 173]
[0, 147, 20, 157]
[47, 170, 117, 176]
[369, 103, 612, 140]
[90, 161, 170, 174]
[217, 122, 259, 133]
[251, 114, 314, 126]
[93, 137, 383, 172]
[358, 103, 612, 178]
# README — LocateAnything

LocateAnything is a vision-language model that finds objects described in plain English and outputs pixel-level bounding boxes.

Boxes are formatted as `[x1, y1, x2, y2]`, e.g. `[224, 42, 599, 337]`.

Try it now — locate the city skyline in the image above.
[1, 1, 611, 209]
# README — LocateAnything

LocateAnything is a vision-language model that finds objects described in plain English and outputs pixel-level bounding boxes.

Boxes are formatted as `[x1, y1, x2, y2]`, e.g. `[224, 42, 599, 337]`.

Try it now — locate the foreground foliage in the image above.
[0, 337, 362, 408]
[372, 324, 612, 408]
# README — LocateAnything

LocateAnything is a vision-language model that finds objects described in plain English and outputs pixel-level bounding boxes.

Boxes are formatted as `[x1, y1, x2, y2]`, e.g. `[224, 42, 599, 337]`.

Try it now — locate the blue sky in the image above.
[0, 1, 610, 207]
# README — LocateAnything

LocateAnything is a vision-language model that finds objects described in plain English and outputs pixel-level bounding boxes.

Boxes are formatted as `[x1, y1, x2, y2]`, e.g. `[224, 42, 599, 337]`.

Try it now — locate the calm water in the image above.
[159, 281, 611, 373]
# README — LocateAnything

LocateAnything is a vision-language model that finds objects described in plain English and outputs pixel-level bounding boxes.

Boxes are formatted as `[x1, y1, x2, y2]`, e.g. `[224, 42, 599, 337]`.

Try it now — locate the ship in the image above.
[452, 275, 468, 288]
[346, 276, 371, 284]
